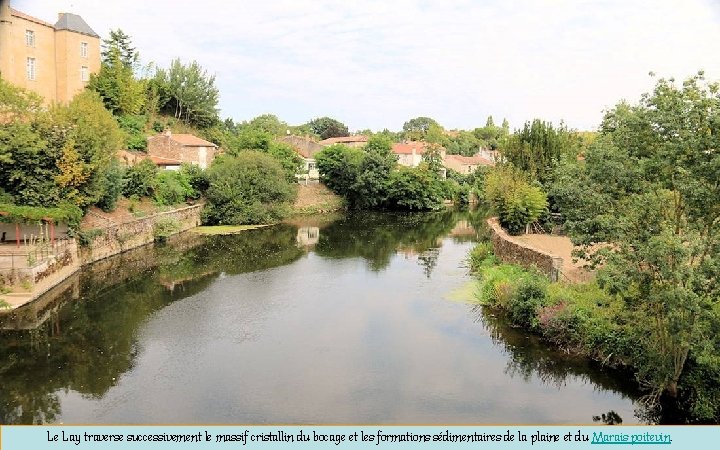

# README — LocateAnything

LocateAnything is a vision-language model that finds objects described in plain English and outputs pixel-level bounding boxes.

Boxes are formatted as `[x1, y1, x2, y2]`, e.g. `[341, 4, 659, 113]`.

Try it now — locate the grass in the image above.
[190, 225, 271, 235]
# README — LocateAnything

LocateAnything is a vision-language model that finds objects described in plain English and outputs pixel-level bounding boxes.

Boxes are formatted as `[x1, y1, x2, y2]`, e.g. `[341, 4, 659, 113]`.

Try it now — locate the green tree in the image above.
[154, 59, 219, 127]
[555, 73, 720, 415]
[96, 159, 125, 212]
[153, 170, 195, 205]
[88, 36, 146, 116]
[500, 119, 580, 185]
[315, 144, 364, 196]
[349, 135, 396, 209]
[402, 116, 441, 141]
[101, 29, 139, 69]
[307, 117, 349, 140]
[385, 167, 444, 211]
[244, 114, 287, 136]
[203, 152, 296, 225]
[484, 164, 548, 234]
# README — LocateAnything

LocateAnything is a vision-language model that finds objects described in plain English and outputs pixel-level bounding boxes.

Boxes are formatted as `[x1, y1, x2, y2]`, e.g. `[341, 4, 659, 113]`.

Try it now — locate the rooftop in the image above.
[54, 12, 99, 38]
[319, 135, 368, 145]
[150, 132, 218, 147]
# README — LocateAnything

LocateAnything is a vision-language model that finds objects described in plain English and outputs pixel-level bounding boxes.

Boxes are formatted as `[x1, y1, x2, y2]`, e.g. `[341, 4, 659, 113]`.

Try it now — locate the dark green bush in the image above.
[154, 170, 195, 205]
[123, 159, 157, 198]
[203, 152, 296, 225]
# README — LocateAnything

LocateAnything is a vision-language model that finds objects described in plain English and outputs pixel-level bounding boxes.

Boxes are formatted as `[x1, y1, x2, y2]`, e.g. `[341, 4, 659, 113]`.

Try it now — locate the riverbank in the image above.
[0, 183, 345, 312]
[0, 203, 203, 311]
[474, 222, 719, 424]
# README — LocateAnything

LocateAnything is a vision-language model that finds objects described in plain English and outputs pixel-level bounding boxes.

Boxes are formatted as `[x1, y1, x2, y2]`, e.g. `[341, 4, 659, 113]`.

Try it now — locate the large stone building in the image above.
[0, 0, 100, 103]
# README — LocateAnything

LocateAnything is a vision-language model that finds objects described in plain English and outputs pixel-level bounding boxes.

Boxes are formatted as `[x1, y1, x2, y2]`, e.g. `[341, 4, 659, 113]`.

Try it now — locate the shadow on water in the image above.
[0, 224, 306, 424]
[471, 304, 643, 424]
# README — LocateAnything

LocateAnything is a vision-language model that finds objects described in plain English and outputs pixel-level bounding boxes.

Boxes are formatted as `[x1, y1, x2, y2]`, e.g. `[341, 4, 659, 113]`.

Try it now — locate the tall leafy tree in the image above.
[154, 59, 219, 127]
[500, 119, 579, 185]
[101, 29, 139, 69]
[88, 31, 146, 116]
[402, 116, 441, 141]
[307, 117, 349, 140]
[553, 73, 720, 414]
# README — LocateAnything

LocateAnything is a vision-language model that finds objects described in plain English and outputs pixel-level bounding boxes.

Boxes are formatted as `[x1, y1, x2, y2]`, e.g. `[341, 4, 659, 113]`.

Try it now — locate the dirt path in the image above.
[514, 234, 594, 283]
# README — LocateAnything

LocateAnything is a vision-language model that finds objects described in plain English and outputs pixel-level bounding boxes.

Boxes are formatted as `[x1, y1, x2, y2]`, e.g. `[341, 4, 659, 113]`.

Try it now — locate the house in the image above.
[146, 130, 218, 170]
[0, 0, 100, 103]
[443, 153, 495, 174]
[392, 142, 446, 168]
[319, 135, 368, 148]
[278, 135, 325, 180]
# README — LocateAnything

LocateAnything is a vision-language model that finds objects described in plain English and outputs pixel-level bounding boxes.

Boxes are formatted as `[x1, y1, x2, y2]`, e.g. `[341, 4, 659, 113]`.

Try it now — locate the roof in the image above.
[117, 150, 182, 167]
[392, 142, 428, 155]
[54, 13, 99, 38]
[149, 133, 218, 147]
[445, 154, 495, 166]
[10, 8, 54, 28]
[319, 135, 368, 145]
[278, 135, 324, 159]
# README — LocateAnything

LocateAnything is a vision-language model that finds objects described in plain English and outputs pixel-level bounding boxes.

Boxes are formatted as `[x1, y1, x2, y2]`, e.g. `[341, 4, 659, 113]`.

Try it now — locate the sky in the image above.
[13, 0, 720, 132]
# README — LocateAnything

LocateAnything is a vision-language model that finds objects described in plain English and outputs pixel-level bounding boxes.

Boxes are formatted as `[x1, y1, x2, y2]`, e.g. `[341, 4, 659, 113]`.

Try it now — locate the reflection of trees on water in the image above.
[314, 210, 465, 273]
[471, 303, 640, 423]
[0, 210, 483, 424]
[0, 225, 304, 424]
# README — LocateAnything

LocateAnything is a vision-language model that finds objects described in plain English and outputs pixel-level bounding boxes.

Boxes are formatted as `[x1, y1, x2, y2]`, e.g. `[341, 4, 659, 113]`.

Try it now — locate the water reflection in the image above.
[0, 209, 642, 424]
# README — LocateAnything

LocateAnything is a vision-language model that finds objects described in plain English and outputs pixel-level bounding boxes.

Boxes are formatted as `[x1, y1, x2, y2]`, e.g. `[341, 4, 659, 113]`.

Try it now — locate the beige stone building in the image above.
[147, 131, 219, 170]
[0, 0, 100, 104]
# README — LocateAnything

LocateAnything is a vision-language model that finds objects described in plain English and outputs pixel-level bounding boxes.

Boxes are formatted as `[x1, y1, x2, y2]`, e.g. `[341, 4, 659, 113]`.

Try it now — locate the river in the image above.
[0, 210, 641, 424]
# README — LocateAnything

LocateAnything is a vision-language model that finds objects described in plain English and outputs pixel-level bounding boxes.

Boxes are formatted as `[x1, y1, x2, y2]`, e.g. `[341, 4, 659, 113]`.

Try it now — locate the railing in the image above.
[0, 239, 72, 270]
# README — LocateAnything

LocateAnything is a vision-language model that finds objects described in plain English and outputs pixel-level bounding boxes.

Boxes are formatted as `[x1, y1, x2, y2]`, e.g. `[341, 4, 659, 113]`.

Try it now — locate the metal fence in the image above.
[0, 239, 71, 270]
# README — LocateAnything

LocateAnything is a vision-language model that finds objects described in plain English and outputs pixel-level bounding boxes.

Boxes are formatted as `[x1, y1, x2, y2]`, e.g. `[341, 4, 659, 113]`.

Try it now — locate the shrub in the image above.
[203, 152, 296, 225]
[385, 167, 444, 211]
[153, 170, 195, 205]
[123, 159, 157, 198]
[507, 275, 548, 330]
[153, 217, 181, 242]
[179, 163, 208, 196]
[96, 159, 125, 212]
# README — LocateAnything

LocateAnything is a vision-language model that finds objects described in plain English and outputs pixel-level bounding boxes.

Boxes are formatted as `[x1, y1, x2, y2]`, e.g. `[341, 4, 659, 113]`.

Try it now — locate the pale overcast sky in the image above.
[13, 0, 720, 131]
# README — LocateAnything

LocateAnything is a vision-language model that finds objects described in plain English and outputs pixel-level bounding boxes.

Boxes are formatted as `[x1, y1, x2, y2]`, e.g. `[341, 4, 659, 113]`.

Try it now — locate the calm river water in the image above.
[0, 210, 641, 424]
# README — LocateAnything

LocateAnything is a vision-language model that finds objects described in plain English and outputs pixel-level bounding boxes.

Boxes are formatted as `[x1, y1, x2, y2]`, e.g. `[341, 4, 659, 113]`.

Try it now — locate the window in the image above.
[80, 66, 89, 82]
[25, 30, 35, 47]
[80, 42, 88, 58]
[26, 58, 36, 81]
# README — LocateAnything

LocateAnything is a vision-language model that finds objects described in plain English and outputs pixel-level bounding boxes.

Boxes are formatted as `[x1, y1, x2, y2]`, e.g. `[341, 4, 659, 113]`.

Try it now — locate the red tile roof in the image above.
[319, 135, 368, 145]
[392, 142, 429, 155]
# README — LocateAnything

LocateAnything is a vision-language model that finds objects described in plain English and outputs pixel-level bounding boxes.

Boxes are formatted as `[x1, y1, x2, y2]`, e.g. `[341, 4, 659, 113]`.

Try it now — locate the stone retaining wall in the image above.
[79, 204, 203, 264]
[487, 217, 562, 281]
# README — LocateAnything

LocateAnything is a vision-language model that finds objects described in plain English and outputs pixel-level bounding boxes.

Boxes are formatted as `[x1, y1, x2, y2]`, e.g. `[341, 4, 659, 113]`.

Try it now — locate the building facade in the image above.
[0, 0, 100, 103]
[147, 131, 219, 170]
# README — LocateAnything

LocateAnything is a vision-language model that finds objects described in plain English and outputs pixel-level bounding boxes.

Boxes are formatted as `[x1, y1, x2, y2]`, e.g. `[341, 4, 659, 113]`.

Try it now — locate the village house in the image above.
[391, 142, 446, 168]
[278, 135, 325, 180]
[443, 153, 495, 174]
[146, 130, 218, 170]
[0, 0, 100, 104]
